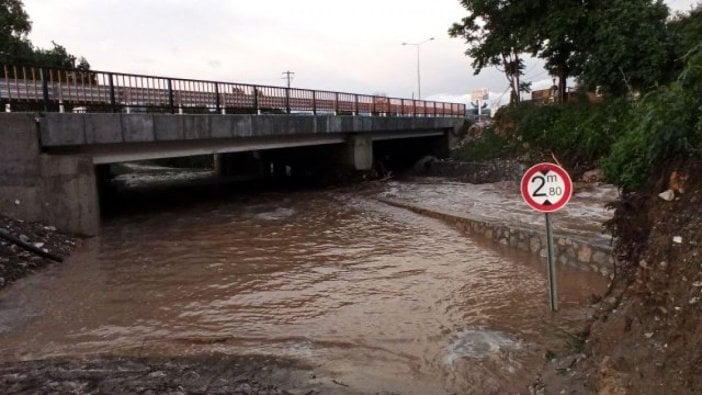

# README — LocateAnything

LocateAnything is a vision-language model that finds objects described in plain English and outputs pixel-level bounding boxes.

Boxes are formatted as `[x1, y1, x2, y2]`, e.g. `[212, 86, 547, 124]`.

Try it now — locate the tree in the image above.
[450, 0, 674, 102]
[667, 4, 702, 78]
[0, 0, 89, 68]
[527, 0, 593, 102]
[449, 0, 538, 105]
[0, 0, 33, 63]
[573, 0, 670, 96]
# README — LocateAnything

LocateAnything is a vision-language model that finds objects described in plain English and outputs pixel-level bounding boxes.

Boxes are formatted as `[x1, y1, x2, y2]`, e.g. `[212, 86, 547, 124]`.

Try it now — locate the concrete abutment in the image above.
[0, 114, 99, 236]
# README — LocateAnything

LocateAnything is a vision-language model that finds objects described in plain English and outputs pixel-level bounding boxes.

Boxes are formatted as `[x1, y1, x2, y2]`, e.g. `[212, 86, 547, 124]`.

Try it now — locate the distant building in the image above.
[530, 87, 579, 103]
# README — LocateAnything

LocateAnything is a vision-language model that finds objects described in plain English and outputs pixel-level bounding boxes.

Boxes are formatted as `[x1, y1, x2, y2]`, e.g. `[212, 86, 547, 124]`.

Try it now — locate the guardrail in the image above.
[0, 65, 465, 117]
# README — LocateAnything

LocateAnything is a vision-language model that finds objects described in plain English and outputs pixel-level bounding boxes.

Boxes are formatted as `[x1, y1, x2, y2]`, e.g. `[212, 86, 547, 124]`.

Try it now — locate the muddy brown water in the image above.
[0, 182, 607, 394]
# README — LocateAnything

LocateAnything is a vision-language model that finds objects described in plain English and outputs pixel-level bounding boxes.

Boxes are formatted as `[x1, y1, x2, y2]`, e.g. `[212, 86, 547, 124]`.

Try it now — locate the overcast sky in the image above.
[22, 0, 700, 107]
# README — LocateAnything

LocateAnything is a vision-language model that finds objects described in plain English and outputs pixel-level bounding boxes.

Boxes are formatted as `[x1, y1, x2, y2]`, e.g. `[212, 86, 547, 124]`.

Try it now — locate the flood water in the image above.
[0, 179, 607, 394]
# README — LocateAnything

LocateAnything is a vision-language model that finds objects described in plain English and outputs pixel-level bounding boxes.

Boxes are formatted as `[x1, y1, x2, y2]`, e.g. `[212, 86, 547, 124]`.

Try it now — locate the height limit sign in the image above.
[521, 163, 572, 212]
[520, 163, 573, 312]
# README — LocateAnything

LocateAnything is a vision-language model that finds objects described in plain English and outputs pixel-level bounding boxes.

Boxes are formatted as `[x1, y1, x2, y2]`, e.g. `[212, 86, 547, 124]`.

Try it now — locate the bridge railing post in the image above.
[253, 87, 260, 114]
[214, 82, 221, 114]
[108, 73, 117, 113]
[167, 78, 175, 114]
[312, 91, 317, 115]
[285, 87, 291, 114]
[354, 94, 359, 116]
[334, 92, 339, 115]
[40, 68, 50, 112]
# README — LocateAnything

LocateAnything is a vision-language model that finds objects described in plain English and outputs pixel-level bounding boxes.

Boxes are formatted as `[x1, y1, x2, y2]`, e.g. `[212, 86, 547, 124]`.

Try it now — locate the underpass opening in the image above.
[94, 142, 373, 220]
[373, 134, 449, 172]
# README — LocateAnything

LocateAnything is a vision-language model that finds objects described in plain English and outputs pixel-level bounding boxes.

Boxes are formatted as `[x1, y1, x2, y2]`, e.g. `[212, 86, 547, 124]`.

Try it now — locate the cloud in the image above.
[20, 0, 697, 103]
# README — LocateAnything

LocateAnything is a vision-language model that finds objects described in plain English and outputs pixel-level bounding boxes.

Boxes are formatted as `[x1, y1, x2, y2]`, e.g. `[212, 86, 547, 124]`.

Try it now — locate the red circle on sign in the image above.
[520, 163, 573, 213]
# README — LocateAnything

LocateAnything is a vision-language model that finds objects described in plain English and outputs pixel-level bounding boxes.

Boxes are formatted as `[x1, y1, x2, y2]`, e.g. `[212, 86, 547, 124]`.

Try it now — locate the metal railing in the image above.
[0, 64, 465, 117]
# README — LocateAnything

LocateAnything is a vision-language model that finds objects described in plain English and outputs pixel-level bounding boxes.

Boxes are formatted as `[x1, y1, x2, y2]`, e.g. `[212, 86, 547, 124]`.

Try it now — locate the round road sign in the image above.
[520, 163, 573, 213]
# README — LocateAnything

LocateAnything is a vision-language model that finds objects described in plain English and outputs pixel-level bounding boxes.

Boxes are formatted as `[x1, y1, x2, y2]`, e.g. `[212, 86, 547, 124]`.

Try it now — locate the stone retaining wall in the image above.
[379, 198, 614, 277]
[412, 158, 527, 184]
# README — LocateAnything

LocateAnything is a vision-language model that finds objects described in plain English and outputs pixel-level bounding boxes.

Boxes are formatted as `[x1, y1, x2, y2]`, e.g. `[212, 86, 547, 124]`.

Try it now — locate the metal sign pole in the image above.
[545, 213, 558, 312]
[521, 163, 571, 312]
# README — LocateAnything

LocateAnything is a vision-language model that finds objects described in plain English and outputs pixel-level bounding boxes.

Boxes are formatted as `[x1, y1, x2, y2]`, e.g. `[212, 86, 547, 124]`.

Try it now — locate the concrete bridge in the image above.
[1, 112, 465, 236]
[1, 64, 466, 235]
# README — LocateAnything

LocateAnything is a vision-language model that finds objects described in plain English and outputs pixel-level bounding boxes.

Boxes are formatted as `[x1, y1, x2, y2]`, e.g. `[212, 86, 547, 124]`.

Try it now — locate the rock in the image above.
[690, 297, 700, 305]
[582, 169, 604, 183]
[19, 234, 30, 243]
[413, 156, 438, 172]
[658, 189, 675, 201]
[644, 332, 654, 339]
[578, 245, 593, 263]
[592, 251, 608, 264]
[669, 170, 689, 194]
[673, 236, 683, 244]
[33, 242, 45, 249]
[14, 199, 20, 205]
[148, 371, 167, 378]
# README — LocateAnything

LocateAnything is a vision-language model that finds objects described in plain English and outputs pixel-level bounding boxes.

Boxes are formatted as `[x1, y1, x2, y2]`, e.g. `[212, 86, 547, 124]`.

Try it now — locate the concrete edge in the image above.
[377, 197, 614, 277]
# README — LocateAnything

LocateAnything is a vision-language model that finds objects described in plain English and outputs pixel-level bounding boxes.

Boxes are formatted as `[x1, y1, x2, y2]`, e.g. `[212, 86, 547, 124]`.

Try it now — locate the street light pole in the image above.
[402, 37, 434, 100]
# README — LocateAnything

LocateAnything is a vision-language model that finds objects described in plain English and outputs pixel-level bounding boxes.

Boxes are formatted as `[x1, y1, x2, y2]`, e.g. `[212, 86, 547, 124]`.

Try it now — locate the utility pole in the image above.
[282, 71, 295, 88]
[282, 71, 295, 114]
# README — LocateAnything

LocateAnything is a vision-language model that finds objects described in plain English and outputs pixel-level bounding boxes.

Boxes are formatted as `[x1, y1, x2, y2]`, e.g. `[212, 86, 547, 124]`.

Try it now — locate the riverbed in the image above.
[0, 178, 608, 394]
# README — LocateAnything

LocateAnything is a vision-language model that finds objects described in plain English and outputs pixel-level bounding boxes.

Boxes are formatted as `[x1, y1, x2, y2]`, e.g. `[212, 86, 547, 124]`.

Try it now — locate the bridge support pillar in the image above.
[215, 152, 265, 179]
[0, 114, 99, 236]
[39, 155, 100, 236]
[345, 134, 373, 171]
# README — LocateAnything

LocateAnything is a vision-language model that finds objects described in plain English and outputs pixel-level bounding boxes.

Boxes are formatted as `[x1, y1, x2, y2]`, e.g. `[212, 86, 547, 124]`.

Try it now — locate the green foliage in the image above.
[451, 127, 518, 161]
[0, 0, 32, 63]
[29, 41, 90, 69]
[576, 0, 671, 95]
[0, 0, 88, 68]
[449, 0, 680, 100]
[493, 99, 633, 169]
[602, 47, 702, 188]
[667, 5, 702, 78]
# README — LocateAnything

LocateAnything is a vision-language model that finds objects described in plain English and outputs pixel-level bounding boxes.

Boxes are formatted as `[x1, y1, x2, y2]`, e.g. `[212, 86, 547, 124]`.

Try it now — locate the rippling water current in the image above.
[0, 185, 606, 394]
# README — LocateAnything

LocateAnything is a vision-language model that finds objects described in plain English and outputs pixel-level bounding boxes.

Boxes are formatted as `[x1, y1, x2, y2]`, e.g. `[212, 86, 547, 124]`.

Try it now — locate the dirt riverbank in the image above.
[0, 215, 77, 290]
[0, 354, 400, 395]
[539, 160, 702, 394]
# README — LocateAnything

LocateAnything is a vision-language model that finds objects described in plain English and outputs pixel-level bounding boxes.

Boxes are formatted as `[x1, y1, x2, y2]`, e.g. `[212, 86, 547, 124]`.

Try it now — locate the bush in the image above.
[451, 127, 518, 161]
[602, 47, 702, 189]
[492, 99, 632, 170]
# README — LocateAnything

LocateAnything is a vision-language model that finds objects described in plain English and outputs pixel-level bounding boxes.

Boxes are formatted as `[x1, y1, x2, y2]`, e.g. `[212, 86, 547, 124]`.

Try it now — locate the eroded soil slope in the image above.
[549, 160, 702, 394]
